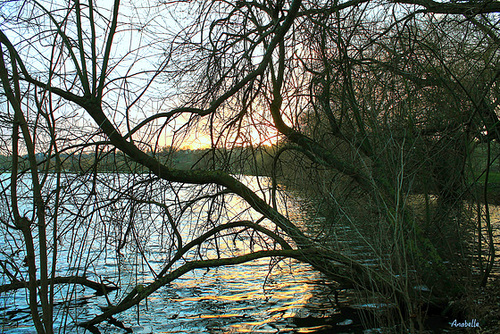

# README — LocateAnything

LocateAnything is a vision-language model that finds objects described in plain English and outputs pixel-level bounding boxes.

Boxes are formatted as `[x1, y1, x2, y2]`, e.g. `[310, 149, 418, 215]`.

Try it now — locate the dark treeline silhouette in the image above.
[1, 0, 500, 333]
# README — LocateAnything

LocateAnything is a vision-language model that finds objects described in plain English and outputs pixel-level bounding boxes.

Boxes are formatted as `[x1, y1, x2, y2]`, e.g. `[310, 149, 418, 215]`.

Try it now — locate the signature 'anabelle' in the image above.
[450, 319, 480, 328]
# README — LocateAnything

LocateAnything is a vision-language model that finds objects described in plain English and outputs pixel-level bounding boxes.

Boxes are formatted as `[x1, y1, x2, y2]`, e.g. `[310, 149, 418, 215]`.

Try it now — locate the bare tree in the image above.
[1, 0, 500, 332]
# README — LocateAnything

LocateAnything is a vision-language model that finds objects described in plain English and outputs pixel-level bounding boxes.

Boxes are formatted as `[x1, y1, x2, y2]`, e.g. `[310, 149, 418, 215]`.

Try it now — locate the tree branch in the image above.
[0, 276, 119, 295]
[392, 0, 500, 15]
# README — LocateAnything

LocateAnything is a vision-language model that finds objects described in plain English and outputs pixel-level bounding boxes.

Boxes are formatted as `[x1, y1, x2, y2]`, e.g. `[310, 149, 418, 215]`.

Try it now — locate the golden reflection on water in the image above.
[223, 312, 296, 333]
[172, 272, 315, 309]
[187, 313, 242, 319]
[225, 320, 333, 334]
[295, 325, 334, 333]
[142, 258, 332, 333]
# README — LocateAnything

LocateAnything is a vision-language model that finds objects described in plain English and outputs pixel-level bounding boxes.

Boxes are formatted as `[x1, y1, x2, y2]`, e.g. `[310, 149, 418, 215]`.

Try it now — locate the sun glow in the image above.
[159, 118, 280, 150]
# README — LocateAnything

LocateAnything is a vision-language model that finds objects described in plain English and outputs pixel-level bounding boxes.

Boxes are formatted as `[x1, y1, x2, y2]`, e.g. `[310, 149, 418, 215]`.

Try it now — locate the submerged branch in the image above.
[0, 276, 119, 295]
[80, 246, 411, 328]
[79, 249, 317, 328]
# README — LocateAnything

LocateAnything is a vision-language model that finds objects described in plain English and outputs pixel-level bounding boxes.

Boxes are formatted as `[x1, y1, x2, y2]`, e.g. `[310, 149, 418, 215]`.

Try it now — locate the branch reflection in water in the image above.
[0, 173, 341, 333]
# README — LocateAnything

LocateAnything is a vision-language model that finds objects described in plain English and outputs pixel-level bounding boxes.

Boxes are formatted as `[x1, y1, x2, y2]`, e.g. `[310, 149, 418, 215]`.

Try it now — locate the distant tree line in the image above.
[0, 146, 275, 175]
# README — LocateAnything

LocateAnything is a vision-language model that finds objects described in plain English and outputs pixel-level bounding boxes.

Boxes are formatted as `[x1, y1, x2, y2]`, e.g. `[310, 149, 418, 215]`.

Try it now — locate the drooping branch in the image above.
[269, 41, 375, 192]
[0, 276, 119, 295]
[79, 249, 308, 328]
[156, 220, 294, 279]
[391, 0, 500, 15]
[80, 243, 411, 329]
[0, 1, 312, 247]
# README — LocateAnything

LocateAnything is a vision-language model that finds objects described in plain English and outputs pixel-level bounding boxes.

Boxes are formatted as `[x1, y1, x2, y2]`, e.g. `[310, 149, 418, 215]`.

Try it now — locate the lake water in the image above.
[1, 173, 498, 333]
[0, 173, 354, 333]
